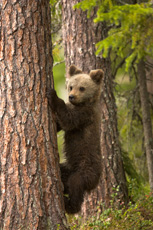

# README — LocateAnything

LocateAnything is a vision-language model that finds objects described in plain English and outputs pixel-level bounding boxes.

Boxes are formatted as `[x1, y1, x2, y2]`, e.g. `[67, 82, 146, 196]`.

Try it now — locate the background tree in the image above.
[0, 0, 68, 229]
[138, 61, 153, 190]
[61, 0, 128, 219]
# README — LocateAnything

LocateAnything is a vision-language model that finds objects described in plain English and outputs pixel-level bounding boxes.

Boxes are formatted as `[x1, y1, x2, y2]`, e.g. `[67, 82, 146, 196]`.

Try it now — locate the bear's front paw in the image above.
[46, 87, 58, 111]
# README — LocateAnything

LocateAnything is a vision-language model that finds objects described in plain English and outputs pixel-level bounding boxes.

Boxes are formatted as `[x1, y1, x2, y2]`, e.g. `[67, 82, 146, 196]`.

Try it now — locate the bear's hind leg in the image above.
[60, 163, 71, 194]
[64, 172, 85, 214]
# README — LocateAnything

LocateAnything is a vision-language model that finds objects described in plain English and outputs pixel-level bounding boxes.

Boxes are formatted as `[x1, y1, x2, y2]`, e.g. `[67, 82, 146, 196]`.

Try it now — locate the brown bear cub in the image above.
[46, 65, 103, 214]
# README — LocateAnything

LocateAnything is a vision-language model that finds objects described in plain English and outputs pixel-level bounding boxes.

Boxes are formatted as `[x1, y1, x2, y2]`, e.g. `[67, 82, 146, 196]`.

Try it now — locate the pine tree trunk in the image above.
[146, 57, 153, 94]
[62, 0, 128, 219]
[138, 60, 153, 191]
[0, 1, 68, 229]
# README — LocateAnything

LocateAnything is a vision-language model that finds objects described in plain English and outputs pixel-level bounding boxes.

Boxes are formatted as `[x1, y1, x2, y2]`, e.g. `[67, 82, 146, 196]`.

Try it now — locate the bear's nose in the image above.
[69, 95, 75, 101]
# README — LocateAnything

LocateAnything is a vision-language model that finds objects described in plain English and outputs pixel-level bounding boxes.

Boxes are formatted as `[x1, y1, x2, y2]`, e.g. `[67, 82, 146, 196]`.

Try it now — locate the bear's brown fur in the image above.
[46, 65, 103, 214]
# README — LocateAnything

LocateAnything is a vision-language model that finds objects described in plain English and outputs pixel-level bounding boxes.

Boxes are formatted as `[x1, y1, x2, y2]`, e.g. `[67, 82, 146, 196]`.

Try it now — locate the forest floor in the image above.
[69, 188, 153, 230]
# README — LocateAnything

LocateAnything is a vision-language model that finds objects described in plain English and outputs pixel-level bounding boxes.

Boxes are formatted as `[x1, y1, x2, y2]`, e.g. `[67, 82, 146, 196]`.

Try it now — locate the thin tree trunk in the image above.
[0, 1, 68, 229]
[62, 0, 128, 219]
[146, 57, 153, 94]
[138, 60, 153, 191]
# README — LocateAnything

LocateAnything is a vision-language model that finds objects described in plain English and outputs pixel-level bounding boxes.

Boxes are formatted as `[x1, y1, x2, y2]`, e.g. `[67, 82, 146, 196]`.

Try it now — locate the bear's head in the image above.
[67, 65, 104, 106]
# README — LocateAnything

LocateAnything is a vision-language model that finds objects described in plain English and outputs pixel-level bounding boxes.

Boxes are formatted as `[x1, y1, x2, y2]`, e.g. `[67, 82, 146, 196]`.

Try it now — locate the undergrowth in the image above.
[68, 182, 153, 230]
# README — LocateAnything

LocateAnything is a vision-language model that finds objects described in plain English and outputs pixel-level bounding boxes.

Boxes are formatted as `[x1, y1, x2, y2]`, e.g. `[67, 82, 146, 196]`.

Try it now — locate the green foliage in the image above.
[69, 188, 153, 229]
[52, 51, 66, 161]
[75, 0, 153, 71]
[74, 0, 114, 13]
[50, 0, 64, 70]
[96, 3, 153, 71]
[128, 178, 150, 202]
[50, 0, 62, 34]
[53, 62, 65, 92]
[115, 74, 149, 181]
[115, 74, 151, 183]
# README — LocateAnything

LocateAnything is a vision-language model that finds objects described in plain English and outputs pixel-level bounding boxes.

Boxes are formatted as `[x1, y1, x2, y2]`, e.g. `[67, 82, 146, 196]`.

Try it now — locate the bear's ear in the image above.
[69, 65, 82, 77]
[89, 69, 104, 84]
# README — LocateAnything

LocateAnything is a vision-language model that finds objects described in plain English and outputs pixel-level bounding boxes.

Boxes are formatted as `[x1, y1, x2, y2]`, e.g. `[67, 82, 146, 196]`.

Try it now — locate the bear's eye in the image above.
[69, 86, 73, 91]
[79, 87, 85, 92]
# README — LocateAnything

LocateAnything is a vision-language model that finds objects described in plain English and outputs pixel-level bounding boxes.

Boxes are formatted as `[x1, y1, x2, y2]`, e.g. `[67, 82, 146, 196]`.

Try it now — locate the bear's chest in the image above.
[63, 124, 99, 165]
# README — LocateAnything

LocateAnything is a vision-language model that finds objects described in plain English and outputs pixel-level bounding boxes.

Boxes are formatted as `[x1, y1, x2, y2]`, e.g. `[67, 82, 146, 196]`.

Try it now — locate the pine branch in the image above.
[53, 60, 65, 67]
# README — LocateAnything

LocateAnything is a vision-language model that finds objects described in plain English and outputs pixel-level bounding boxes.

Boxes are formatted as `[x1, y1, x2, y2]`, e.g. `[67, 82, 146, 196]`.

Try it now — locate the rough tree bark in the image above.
[138, 60, 153, 191]
[62, 0, 128, 219]
[0, 1, 68, 229]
